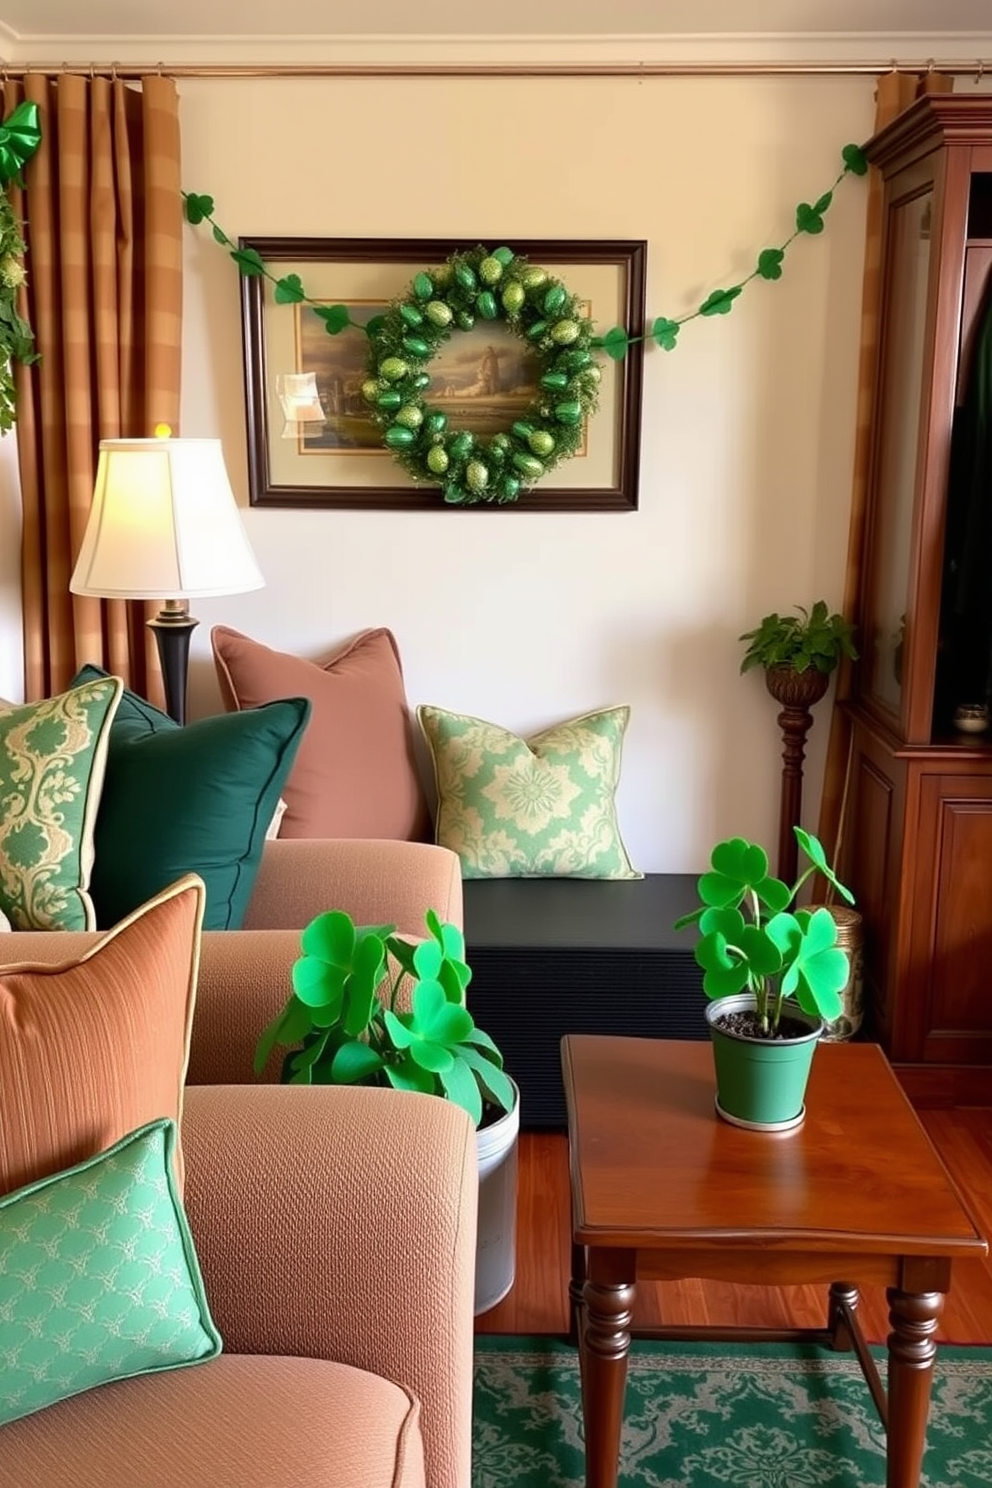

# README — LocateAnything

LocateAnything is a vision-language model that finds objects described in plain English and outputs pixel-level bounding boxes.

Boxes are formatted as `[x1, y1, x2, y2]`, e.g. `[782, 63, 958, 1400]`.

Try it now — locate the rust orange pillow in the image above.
[0, 875, 204, 1200]
[211, 625, 431, 842]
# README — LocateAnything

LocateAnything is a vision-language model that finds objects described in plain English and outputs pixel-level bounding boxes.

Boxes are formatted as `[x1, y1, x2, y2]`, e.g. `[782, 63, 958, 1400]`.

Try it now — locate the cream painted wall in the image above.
[0, 74, 874, 869]
[176, 73, 874, 871]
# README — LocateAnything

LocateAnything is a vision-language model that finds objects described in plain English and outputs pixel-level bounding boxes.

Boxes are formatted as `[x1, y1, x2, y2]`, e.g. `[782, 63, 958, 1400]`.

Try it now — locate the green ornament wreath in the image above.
[360, 245, 600, 505]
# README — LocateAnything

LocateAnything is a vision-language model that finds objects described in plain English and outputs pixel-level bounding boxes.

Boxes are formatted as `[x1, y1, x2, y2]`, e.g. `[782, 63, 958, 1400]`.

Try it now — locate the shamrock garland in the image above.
[183, 140, 867, 503]
[0, 100, 43, 433]
[598, 143, 868, 361]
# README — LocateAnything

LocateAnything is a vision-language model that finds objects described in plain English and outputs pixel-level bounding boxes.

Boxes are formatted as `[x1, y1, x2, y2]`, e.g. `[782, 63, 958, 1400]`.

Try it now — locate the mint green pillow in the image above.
[0, 677, 123, 930]
[418, 703, 641, 880]
[0, 1119, 221, 1427]
[72, 665, 310, 931]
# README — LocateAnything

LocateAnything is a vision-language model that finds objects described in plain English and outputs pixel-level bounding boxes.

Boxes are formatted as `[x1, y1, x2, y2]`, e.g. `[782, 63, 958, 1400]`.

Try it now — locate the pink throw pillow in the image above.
[211, 626, 430, 842]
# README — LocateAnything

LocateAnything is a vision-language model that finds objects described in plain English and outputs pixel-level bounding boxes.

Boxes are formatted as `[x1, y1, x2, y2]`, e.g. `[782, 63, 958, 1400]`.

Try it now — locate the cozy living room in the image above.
[2, 4, 992, 1487]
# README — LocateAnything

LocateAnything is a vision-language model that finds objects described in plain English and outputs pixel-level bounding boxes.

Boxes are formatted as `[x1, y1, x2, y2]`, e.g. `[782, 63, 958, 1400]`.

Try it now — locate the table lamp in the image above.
[69, 429, 264, 724]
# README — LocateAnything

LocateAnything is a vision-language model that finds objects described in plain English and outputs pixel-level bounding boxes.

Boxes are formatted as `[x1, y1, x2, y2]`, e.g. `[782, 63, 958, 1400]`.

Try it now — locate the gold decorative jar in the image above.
[816, 906, 864, 1042]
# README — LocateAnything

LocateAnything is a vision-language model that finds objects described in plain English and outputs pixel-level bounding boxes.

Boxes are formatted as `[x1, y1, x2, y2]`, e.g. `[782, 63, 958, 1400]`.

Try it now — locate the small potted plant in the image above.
[255, 906, 518, 1312]
[739, 599, 858, 709]
[674, 825, 855, 1131]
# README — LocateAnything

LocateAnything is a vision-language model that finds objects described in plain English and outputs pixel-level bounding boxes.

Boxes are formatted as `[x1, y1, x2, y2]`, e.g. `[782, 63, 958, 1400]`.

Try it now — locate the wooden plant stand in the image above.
[764, 664, 830, 882]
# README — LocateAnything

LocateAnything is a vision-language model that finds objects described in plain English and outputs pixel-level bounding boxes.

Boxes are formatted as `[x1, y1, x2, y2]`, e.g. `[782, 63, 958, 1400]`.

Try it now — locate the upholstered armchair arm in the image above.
[244, 839, 463, 934]
[0, 924, 299, 1087]
[4, 840, 463, 1087]
[185, 929, 297, 1084]
[181, 1083, 477, 1488]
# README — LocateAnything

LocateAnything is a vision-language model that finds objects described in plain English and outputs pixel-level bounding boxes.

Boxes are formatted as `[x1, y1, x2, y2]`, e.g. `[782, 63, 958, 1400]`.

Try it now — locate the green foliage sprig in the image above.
[255, 906, 514, 1126]
[739, 600, 858, 676]
[0, 191, 37, 432]
[674, 826, 855, 1036]
[0, 99, 44, 433]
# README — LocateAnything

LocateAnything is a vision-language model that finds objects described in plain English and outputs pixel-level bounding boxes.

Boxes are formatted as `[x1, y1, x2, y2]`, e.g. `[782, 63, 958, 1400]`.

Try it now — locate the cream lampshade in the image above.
[70, 433, 264, 723]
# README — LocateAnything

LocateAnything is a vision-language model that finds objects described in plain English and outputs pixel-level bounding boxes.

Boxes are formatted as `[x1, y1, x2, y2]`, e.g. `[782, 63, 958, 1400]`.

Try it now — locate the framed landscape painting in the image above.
[239, 237, 646, 511]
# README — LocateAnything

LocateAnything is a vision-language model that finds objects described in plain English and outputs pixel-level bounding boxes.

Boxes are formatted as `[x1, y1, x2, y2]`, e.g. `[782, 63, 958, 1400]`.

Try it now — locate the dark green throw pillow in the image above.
[73, 666, 310, 930]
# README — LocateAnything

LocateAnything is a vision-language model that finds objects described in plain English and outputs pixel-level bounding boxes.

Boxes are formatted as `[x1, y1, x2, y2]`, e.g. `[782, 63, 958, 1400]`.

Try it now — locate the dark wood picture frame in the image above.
[240, 237, 646, 511]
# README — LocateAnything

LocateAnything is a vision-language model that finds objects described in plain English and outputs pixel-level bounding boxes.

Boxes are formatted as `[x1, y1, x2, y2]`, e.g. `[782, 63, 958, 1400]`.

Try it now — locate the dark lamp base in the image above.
[147, 601, 198, 725]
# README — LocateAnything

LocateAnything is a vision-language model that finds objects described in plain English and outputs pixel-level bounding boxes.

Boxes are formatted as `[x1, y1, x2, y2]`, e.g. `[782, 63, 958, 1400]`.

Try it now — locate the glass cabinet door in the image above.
[862, 188, 934, 729]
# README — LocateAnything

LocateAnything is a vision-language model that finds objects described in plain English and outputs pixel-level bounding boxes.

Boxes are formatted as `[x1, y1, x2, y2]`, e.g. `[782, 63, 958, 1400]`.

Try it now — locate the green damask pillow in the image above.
[0, 1118, 221, 1427]
[0, 677, 123, 930]
[418, 703, 641, 880]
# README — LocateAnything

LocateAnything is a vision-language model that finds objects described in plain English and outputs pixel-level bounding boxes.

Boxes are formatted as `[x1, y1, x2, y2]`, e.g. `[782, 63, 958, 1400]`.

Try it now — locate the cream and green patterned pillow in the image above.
[0, 1118, 221, 1427]
[0, 677, 122, 930]
[418, 703, 641, 880]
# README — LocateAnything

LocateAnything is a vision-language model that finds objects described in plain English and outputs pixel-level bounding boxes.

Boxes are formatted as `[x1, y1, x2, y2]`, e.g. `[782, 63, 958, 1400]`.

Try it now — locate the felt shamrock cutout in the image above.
[652, 317, 680, 350]
[274, 273, 306, 304]
[597, 325, 631, 360]
[699, 286, 743, 317]
[182, 192, 214, 224]
[230, 245, 265, 276]
[312, 304, 352, 334]
[796, 191, 834, 235]
[757, 248, 785, 281]
[842, 143, 868, 176]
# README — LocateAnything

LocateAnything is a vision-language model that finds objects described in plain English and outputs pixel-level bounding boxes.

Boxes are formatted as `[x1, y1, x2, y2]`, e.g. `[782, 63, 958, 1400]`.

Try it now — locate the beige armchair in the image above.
[1, 839, 477, 1488]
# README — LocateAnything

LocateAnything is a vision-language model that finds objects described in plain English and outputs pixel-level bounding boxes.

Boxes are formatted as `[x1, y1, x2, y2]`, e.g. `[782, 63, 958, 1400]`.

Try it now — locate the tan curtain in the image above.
[816, 69, 953, 863]
[8, 72, 182, 704]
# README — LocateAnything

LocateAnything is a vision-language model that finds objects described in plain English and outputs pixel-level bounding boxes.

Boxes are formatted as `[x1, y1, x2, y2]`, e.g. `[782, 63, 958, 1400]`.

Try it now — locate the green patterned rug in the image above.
[472, 1336, 992, 1487]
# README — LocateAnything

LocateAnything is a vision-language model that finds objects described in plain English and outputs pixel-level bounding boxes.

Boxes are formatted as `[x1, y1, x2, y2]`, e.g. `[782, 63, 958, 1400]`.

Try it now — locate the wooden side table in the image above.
[561, 1035, 987, 1488]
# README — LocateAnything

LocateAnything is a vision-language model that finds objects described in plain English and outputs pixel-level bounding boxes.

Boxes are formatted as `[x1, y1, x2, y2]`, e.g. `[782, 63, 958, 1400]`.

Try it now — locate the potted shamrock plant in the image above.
[255, 906, 518, 1313]
[674, 825, 855, 1131]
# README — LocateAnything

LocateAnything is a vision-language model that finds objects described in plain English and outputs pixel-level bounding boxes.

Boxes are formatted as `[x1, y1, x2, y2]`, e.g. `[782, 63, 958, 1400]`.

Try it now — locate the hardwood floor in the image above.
[476, 1108, 992, 1344]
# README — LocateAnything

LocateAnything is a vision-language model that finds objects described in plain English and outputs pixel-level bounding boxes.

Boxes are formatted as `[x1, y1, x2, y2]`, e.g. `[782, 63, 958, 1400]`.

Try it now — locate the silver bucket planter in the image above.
[474, 1079, 520, 1314]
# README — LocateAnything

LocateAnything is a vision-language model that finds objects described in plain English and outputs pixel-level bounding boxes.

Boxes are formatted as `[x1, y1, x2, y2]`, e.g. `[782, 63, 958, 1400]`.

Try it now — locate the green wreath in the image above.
[361, 245, 601, 505]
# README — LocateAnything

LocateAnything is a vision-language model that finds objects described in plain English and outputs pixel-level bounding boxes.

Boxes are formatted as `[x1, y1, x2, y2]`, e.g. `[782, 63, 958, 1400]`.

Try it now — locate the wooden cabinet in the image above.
[842, 96, 992, 1102]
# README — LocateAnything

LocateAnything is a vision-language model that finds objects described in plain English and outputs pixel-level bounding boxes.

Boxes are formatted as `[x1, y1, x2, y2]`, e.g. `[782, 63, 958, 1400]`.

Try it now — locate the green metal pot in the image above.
[704, 993, 823, 1131]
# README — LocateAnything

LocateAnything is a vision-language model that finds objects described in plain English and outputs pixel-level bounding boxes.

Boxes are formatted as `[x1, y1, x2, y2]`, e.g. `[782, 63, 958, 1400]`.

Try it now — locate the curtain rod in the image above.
[1, 58, 990, 80]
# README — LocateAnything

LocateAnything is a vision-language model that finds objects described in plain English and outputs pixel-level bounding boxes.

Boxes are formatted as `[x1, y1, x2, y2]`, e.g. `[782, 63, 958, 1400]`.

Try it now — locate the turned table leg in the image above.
[885, 1288, 943, 1488]
[569, 1240, 586, 1347]
[827, 1281, 861, 1350]
[580, 1248, 636, 1488]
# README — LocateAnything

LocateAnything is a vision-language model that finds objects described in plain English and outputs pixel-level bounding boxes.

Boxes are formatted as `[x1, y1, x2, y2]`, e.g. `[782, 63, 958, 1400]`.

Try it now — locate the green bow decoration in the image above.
[0, 100, 42, 187]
